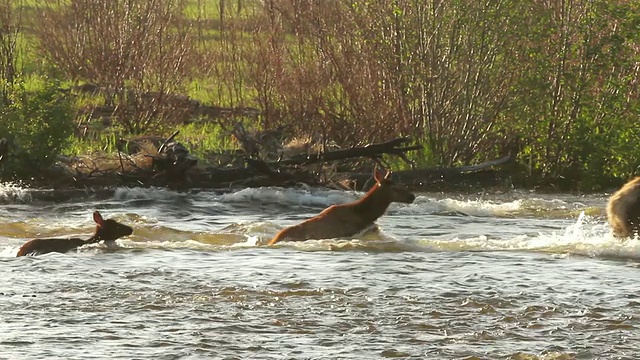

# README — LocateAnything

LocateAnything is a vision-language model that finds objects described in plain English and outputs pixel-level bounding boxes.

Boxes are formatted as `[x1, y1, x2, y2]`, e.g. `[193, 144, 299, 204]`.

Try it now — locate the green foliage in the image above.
[65, 132, 120, 156]
[179, 122, 233, 158]
[0, 77, 74, 179]
[385, 142, 437, 171]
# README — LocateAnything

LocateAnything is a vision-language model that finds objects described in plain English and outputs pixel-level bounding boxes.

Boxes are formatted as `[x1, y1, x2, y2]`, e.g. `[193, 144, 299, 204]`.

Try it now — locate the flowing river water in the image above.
[0, 183, 638, 359]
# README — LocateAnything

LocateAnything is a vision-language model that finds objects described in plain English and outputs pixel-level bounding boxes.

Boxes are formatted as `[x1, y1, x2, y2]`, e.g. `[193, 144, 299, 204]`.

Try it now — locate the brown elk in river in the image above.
[607, 176, 640, 238]
[267, 167, 416, 245]
[16, 211, 133, 257]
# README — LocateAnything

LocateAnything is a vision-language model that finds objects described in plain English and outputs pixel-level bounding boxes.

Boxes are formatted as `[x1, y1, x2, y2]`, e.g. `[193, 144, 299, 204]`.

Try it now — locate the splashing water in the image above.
[0, 182, 32, 204]
[2, 183, 638, 359]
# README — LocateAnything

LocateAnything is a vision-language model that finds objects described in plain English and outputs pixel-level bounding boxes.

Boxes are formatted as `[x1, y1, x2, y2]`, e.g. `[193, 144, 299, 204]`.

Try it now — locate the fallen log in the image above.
[40, 129, 515, 192]
[341, 155, 515, 191]
[191, 137, 423, 188]
[272, 137, 422, 166]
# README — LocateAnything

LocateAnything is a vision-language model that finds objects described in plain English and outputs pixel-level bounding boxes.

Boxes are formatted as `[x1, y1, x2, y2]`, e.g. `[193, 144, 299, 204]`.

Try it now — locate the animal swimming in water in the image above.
[16, 211, 133, 256]
[607, 176, 640, 238]
[267, 167, 415, 245]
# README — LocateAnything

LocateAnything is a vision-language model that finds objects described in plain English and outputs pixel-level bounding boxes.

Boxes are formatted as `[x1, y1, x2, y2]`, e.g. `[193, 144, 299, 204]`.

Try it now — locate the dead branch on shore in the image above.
[44, 130, 515, 192]
[271, 137, 422, 166]
[340, 155, 515, 191]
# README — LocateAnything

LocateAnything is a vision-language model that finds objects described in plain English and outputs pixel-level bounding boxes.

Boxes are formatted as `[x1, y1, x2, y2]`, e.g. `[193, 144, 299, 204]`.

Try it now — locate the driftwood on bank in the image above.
[39, 130, 514, 192]
[272, 137, 421, 166]
[116, 131, 198, 188]
[222, 137, 422, 187]
[342, 155, 515, 191]
[117, 136, 421, 189]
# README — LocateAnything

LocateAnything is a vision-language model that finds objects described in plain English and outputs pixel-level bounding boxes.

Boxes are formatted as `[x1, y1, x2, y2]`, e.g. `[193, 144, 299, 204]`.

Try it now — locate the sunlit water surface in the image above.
[1, 183, 638, 359]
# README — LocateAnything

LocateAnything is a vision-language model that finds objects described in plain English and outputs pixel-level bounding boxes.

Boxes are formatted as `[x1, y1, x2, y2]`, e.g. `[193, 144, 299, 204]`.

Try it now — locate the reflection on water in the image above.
[1, 185, 638, 359]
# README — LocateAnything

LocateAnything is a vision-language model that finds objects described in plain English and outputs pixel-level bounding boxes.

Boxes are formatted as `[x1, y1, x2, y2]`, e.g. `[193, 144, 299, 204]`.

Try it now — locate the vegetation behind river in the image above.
[0, 0, 639, 192]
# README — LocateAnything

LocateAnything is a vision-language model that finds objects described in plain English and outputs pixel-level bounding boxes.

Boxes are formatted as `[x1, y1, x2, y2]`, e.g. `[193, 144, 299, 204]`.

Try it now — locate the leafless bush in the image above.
[0, 0, 22, 104]
[34, 0, 198, 133]
[202, 0, 524, 163]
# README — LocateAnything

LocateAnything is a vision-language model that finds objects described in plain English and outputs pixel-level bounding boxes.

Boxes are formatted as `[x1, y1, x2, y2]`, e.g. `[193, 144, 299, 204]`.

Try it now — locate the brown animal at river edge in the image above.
[16, 211, 133, 257]
[267, 167, 416, 245]
[607, 176, 640, 238]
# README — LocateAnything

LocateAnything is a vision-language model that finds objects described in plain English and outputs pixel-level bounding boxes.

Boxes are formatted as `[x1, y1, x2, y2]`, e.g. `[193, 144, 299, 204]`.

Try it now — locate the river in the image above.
[0, 183, 637, 359]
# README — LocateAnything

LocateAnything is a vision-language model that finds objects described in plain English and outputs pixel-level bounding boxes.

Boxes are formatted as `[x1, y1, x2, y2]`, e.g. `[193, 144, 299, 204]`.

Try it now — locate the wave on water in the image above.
[0, 183, 603, 220]
[411, 196, 602, 219]
[405, 197, 523, 217]
[0, 182, 32, 204]
[0, 184, 627, 260]
[413, 211, 640, 260]
[219, 186, 358, 208]
[215, 187, 530, 218]
[3, 211, 638, 261]
[112, 187, 195, 201]
[215, 187, 602, 220]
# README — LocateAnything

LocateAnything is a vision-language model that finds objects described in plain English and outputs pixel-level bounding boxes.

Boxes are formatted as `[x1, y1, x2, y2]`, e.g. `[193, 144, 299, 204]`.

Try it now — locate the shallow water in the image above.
[1, 183, 638, 359]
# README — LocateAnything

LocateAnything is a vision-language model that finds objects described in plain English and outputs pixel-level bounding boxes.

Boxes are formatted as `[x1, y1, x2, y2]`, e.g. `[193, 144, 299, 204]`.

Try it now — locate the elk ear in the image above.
[373, 165, 385, 183]
[93, 211, 105, 226]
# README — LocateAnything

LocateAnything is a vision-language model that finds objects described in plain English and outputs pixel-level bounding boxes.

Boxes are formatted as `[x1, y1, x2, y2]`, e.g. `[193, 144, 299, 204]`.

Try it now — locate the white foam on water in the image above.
[0, 182, 32, 204]
[112, 186, 188, 201]
[3, 210, 628, 260]
[217, 187, 540, 218]
[220, 187, 356, 208]
[0, 244, 19, 257]
[419, 211, 640, 259]
[431, 198, 524, 217]
[0, 186, 619, 260]
[396, 195, 591, 218]
[119, 239, 216, 251]
[224, 235, 262, 248]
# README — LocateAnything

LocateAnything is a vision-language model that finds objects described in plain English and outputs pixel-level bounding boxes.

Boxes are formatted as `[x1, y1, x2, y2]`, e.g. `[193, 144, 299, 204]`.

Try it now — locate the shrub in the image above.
[34, 0, 198, 134]
[0, 78, 74, 180]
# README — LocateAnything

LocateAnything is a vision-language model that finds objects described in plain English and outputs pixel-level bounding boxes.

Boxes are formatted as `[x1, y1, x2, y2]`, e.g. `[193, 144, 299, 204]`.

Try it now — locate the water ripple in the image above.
[0, 188, 639, 358]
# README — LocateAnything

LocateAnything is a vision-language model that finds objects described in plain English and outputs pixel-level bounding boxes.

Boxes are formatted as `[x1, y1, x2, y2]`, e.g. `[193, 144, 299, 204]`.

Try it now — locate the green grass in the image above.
[63, 121, 238, 160]
[64, 133, 120, 156]
[384, 143, 437, 171]
[179, 122, 237, 158]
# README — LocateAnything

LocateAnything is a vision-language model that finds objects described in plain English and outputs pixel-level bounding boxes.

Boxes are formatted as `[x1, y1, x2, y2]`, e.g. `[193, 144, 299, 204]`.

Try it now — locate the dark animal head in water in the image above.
[92, 211, 134, 242]
[16, 211, 134, 257]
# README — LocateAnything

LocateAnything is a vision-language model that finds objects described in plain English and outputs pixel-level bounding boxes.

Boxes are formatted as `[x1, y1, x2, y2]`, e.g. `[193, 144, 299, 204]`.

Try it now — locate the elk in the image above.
[267, 167, 415, 245]
[16, 211, 133, 257]
[607, 176, 640, 238]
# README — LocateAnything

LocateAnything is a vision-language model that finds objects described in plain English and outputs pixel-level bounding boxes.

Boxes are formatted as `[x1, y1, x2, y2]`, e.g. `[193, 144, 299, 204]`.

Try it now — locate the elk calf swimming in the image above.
[16, 211, 134, 257]
[607, 176, 640, 239]
[267, 167, 415, 245]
